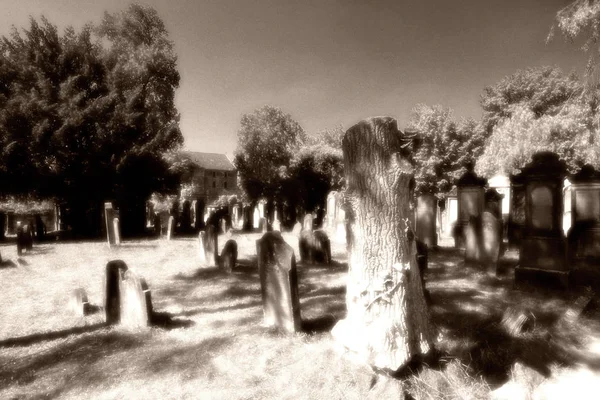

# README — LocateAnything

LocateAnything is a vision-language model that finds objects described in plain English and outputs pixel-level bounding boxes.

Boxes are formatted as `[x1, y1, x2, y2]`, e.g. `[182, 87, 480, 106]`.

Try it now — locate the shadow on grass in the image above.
[174, 300, 263, 318]
[151, 311, 195, 330]
[117, 242, 160, 249]
[17, 258, 29, 266]
[0, 322, 108, 348]
[0, 259, 17, 268]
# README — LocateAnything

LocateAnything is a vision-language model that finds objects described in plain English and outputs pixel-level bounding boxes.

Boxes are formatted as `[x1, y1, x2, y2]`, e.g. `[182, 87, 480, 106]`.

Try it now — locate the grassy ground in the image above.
[0, 232, 600, 399]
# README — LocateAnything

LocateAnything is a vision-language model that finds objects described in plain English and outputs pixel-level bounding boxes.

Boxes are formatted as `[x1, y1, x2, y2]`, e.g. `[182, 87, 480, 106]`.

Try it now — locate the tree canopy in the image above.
[234, 106, 306, 201]
[407, 104, 485, 197]
[0, 5, 182, 235]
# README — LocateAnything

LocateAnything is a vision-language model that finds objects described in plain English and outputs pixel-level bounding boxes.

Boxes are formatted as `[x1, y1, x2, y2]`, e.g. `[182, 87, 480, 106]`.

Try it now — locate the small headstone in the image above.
[113, 218, 121, 245]
[220, 239, 238, 273]
[303, 214, 314, 232]
[70, 288, 89, 317]
[481, 211, 502, 266]
[259, 217, 267, 233]
[206, 225, 218, 267]
[256, 231, 301, 333]
[299, 229, 332, 264]
[166, 216, 175, 240]
[105, 260, 128, 325]
[120, 270, 152, 329]
[292, 222, 302, 237]
[464, 215, 481, 263]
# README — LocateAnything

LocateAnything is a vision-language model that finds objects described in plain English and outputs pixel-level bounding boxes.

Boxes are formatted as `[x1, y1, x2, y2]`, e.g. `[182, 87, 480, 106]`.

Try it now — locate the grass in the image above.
[1, 232, 600, 399]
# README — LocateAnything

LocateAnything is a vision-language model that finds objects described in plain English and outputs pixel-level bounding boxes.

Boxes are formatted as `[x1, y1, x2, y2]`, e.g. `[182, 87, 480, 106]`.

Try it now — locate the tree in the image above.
[332, 117, 433, 372]
[476, 101, 600, 176]
[480, 66, 581, 135]
[407, 104, 484, 197]
[0, 6, 183, 236]
[234, 106, 306, 201]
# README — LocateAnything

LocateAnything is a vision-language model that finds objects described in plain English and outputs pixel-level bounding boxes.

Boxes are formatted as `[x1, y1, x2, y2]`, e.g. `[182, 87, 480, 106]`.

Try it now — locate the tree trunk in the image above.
[332, 116, 433, 372]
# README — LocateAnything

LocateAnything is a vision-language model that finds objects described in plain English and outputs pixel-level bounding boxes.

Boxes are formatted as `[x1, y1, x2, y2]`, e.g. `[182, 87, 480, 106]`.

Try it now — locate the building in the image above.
[179, 151, 238, 205]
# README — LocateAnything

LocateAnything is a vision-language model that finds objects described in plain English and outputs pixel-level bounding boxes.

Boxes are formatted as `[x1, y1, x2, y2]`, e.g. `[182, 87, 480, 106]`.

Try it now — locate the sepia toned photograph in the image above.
[1, 0, 600, 399]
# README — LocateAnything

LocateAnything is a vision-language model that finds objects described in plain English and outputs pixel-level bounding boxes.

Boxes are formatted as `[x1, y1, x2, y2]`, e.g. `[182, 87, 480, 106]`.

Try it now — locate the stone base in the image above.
[515, 266, 570, 290]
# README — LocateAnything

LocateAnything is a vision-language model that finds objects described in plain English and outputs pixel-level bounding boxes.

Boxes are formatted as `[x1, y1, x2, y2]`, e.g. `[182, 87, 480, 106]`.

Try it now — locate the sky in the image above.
[0, 0, 589, 155]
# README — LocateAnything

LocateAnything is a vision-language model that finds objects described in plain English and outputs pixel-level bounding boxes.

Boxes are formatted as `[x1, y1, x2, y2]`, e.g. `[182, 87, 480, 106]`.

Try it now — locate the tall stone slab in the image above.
[198, 231, 207, 264]
[113, 218, 121, 245]
[464, 216, 481, 264]
[104, 260, 128, 325]
[416, 194, 437, 248]
[120, 270, 152, 329]
[456, 169, 486, 249]
[481, 211, 502, 267]
[257, 231, 301, 333]
[104, 202, 116, 246]
[331, 116, 433, 372]
[253, 207, 260, 229]
[516, 152, 568, 287]
[205, 225, 219, 267]
[166, 216, 175, 240]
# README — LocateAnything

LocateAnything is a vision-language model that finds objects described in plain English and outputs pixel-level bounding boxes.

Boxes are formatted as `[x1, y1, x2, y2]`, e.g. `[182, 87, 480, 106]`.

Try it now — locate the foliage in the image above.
[148, 192, 177, 214]
[480, 66, 582, 135]
[408, 104, 485, 197]
[476, 102, 600, 176]
[233, 106, 306, 201]
[0, 5, 183, 235]
[0, 195, 55, 214]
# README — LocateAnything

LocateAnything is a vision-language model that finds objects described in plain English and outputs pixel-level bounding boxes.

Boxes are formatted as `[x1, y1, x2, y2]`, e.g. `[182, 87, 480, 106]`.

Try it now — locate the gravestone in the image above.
[485, 188, 504, 220]
[272, 210, 281, 232]
[104, 202, 116, 246]
[166, 216, 175, 240]
[194, 199, 205, 230]
[221, 218, 227, 234]
[303, 214, 314, 232]
[220, 239, 238, 273]
[253, 207, 260, 229]
[331, 116, 432, 371]
[6, 212, 15, 235]
[113, 218, 121, 245]
[481, 211, 502, 267]
[508, 175, 526, 248]
[24, 224, 33, 251]
[180, 201, 191, 232]
[34, 214, 45, 242]
[516, 152, 568, 287]
[205, 226, 218, 267]
[243, 205, 252, 231]
[70, 288, 89, 317]
[16, 222, 24, 256]
[105, 260, 129, 325]
[456, 168, 486, 248]
[416, 194, 437, 248]
[464, 216, 481, 264]
[120, 270, 152, 329]
[153, 213, 161, 237]
[259, 217, 268, 233]
[292, 222, 302, 237]
[299, 229, 332, 264]
[256, 231, 301, 333]
[0, 212, 5, 240]
[326, 191, 338, 229]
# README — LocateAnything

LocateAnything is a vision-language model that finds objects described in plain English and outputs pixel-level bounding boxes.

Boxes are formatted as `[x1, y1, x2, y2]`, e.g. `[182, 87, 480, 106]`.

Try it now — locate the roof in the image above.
[181, 151, 236, 172]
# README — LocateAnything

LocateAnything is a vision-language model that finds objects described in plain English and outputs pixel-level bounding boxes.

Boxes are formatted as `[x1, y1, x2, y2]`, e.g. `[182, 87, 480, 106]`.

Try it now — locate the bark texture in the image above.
[332, 116, 433, 371]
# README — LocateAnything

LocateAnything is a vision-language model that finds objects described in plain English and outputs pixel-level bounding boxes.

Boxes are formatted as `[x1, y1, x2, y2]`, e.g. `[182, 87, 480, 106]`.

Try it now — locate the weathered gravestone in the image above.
[0, 212, 5, 241]
[120, 270, 153, 329]
[221, 218, 227, 234]
[16, 222, 24, 256]
[198, 231, 207, 264]
[104, 202, 117, 246]
[256, 231, 301, 333]
[481, 211, 502, 267]
[464, 215, 482, 264]
[34, 214, 46, 242]
[113, 218, 121, 246]
[180, 201, 191, 232]
[253, 207, 260, 229]
[331, 116, 433, 372]
[272, 210, 281, 232]
[69, 288, 89, 317]
[105, 260, 128, 325]
[205, 226, 218, 267]
[259, 217, 268, 233]
[166, 216, 175, 240]
[299, 229, 332, 264]
[303, 214, 314, 232]
[220, 239, 238, 273]
[292, 222, 302, 237]
[153, 213, 161, 237]
[416, 194, 437, 248]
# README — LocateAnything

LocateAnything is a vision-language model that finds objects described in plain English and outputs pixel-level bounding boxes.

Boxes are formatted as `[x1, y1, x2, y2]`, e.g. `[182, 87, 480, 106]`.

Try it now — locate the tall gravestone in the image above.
[24, 223, 33, 251]
[508, 174, 526, 248]
[416, 193, 437, 248]
[120, 270, 153, 329]
[567, 165, 600, 284]
[485, 189, 504, 220]
[113, 218, 121, 245]
[221, 239, 238, 273]
[257, 231, 301, 333]
[0, 212, 5, 241]
[6, 212, 15, 235]
[481, 211, 502, 267]
[104, 202, 117, 247]
[331, 116, 433, 372]
[326, 191, 338, 229]
[272, 209, 281, 232]
[444, 187, 458, 238]
[166, 216, 175, 240]
[253, 207, 260, 229]
[105, 260, 128, 325]
[16, 222, 24, 256]
[181, 201, 191, 232]
[516, 152, 568, 287]
[206, 225, 218, 267]
[456, 169, 486, 249]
